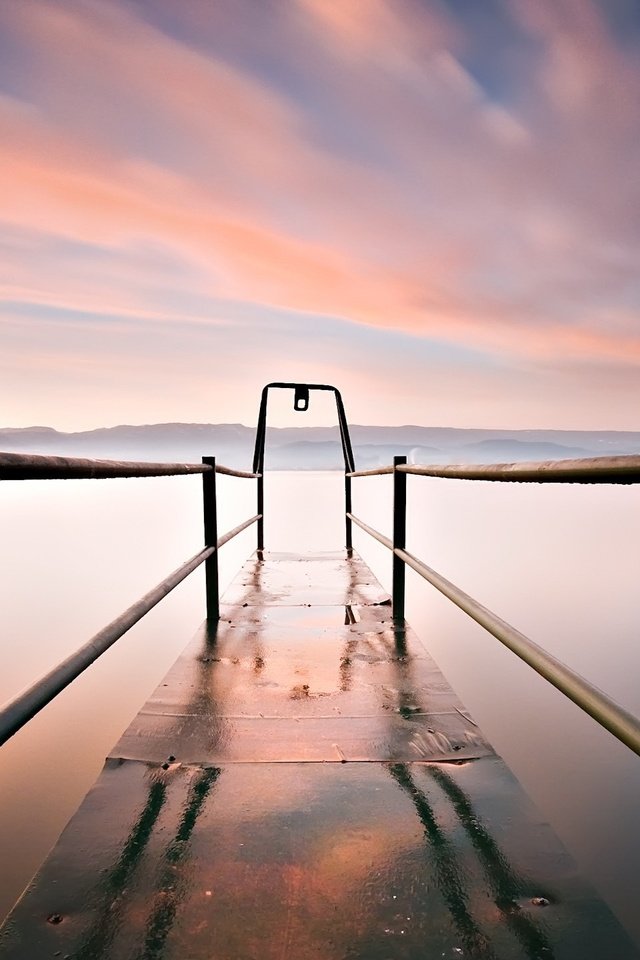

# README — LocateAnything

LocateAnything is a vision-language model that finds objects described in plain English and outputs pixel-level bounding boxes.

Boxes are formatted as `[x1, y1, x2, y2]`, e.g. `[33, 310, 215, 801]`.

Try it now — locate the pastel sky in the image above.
[1, 0, 640, 430]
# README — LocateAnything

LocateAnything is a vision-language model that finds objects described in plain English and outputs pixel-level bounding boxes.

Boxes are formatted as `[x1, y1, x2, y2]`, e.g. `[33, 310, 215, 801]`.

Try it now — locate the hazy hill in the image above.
[1, 422, 638, 470]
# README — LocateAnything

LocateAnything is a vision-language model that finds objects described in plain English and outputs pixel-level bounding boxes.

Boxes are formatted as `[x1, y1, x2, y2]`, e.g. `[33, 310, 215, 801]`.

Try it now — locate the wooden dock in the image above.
[0, 551, 636, 959]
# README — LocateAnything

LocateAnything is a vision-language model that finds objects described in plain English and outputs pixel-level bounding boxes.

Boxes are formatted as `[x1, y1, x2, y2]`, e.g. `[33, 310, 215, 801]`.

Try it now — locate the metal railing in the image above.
[348, 453, 640, 758]
[3, 381, 640, 764]
[252, 382, 355, 550]
[0, 453, 260, 747]
[0, 381, 345, 748]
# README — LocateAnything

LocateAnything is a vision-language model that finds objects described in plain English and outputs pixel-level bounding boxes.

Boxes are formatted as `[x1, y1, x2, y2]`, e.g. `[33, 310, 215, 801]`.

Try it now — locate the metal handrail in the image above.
[4, 407, 640, 759]
[348, 508, 640, 758]
[217, 514, 261, 547]
[0, 451, 260, 481]
[394, 546, 640, 757]
[349, 453, 640, 758]
[0, 513, 261, 748]
[348, 465, 394, 478]
[348, 513, 392, 550]
[398, 455, 640, 483]
[348, 454, 640, 482]
[0, 450, 262, 748]
[214, 464, 261, 479]
[251, 381, 356, 551]
[0, 383, 356, 748]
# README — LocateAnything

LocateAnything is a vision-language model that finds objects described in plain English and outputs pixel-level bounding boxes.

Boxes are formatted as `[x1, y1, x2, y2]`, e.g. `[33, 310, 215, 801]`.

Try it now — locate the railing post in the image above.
[202, 457, 219, 621]
[393, 455, 407, 621]
[345, 473, 352, 552]
[257, 474, 264, 552]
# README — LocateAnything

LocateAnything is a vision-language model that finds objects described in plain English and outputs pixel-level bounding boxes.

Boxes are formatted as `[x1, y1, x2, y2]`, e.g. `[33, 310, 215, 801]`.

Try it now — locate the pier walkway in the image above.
[1, 550, 636, 959]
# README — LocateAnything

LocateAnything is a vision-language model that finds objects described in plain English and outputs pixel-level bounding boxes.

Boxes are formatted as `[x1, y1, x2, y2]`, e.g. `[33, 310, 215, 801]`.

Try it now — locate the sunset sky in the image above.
[1, 0, 639, 430]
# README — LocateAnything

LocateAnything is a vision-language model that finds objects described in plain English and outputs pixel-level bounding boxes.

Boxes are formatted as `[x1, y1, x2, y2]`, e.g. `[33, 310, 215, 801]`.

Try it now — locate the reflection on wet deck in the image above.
[0, 552, 636, 958]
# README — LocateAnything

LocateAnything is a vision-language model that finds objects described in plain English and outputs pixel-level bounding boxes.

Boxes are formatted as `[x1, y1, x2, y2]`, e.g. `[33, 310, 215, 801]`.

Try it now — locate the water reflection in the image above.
[76, 767, 220, 960]
[428, 766, 554, 959]
[65, 760, 570, 959]
[76, 775, 168, 959]
[138, 767, 220, 960]
[390, 763, 497, 958]
[384, 614, 554, 960]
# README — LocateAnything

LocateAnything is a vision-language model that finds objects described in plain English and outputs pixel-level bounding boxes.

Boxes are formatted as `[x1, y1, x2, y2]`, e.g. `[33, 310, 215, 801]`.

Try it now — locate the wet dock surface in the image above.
[0, 551, 637, 958]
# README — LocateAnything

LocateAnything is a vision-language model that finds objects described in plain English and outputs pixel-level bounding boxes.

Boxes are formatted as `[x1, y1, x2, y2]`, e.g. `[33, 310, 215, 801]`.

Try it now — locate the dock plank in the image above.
[0, 551, 637, 959]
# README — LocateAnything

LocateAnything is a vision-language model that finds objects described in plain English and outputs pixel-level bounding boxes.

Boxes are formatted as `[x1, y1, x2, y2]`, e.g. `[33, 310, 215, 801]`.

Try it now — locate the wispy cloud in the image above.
[1, 0, 639, 427]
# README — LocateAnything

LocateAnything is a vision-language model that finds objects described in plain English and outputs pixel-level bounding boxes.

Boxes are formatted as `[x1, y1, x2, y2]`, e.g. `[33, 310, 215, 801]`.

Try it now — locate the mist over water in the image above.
[1, 471, 639, 946]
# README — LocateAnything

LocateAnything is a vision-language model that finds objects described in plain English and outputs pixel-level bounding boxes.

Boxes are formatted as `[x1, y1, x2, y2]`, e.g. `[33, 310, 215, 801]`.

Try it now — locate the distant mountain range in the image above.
[1, 423, 639, 470]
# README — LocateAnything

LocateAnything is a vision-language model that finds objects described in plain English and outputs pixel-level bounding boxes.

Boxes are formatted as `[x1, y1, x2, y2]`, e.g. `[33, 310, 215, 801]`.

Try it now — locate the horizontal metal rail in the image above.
[214, 464, 260, 479]
[0, 513, 261, 748]
[349, 512, 640, 758]
[398, 455, 640, 483]
[0, 452, 260, 481]
[217, 514, 261, 547]
[348, 455, 640, 484]
[347, 466, 394, 478]
[0, 452, 209, 480]
[395, 546, 640, 757]
[347, 512, 392, 550]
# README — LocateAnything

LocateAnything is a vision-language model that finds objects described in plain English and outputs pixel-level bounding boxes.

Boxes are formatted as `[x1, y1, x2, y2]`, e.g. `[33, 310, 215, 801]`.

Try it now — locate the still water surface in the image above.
[1, 471, 639, 944]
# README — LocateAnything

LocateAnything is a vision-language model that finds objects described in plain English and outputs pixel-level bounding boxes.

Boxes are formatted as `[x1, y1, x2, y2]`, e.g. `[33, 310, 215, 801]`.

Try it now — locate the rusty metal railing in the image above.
[0, 453, 260, 747]
[348, 453, 640, 758]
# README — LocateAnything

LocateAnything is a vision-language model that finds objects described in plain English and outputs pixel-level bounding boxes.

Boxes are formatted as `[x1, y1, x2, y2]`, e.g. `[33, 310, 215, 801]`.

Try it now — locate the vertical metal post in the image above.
[253, 386, 268, 554]
[393, 455, 407, 621]
[345, 473, 352, 552]
[257, 473, 264, 551]
[335, 389, 355, 474]
[202, 457, 219, 621]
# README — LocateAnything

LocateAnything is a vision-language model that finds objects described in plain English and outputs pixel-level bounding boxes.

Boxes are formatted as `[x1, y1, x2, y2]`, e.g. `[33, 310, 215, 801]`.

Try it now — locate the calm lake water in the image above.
[1, 470, 639, 945]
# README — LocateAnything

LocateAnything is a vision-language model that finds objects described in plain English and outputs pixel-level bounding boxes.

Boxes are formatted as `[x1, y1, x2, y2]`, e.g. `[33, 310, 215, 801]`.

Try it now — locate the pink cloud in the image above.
[293, 0, 455, 63]
[1, 0, 639, 376]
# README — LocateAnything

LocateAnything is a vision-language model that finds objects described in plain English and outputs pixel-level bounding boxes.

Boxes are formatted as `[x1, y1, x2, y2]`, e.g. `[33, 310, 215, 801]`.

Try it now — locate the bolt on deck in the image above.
[0, 551, 636, 959]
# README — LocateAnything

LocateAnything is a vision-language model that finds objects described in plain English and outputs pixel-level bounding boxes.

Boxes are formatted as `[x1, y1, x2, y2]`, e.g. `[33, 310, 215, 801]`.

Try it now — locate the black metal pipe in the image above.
[335, 389, 355, 473]
[253, 386, 269, 550]
[250, 383, 356, 477]
[257, 476, 264, 551]
[252, 386, 269, 475]
[250, 383, 356, 552]
[202, 457, 219, 622]
[392, 456, 407, 621]
[345, 475, 352, 551]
